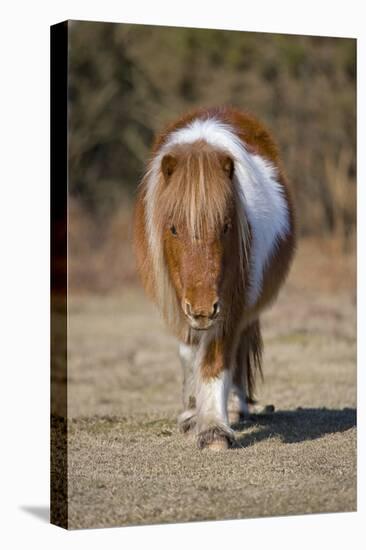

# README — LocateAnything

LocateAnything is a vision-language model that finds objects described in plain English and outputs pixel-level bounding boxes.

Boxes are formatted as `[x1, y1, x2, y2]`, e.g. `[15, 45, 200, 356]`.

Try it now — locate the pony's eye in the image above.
[223, 223, 230, 235]
[170, 225, 178, 236]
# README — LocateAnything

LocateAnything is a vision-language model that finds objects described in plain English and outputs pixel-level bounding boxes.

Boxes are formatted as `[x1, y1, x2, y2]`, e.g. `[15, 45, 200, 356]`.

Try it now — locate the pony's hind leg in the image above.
[229, 320, 274, 424]
[177, 343, 197, 433]
[229, 336, 250, 423]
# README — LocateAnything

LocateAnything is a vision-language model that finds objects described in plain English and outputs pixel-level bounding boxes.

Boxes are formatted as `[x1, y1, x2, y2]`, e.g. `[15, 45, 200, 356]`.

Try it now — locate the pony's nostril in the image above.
[212, 301, 220, 318]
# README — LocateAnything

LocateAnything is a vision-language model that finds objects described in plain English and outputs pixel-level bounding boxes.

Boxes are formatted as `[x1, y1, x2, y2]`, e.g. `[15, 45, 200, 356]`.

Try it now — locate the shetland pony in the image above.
[133, 106, 296, 450]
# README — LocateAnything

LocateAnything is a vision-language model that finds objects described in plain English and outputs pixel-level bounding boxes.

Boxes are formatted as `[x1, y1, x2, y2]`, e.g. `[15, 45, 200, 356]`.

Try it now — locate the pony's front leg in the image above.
[195, 338, 234, 450]
[177, 343, 198, 434]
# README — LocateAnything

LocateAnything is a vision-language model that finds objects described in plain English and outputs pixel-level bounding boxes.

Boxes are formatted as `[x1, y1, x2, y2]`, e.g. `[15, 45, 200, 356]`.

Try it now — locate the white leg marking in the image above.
[179, 342, 196, 364]
[179, 342, 197, 410]
[196, 368, 232, 433]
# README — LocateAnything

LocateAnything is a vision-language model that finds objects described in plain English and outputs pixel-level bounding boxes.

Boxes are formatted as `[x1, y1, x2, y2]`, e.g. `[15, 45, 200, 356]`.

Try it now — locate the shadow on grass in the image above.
[232, 407, 356, 448]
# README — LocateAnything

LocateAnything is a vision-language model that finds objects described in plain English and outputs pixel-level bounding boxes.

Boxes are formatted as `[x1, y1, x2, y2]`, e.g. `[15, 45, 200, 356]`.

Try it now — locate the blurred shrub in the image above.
[68, 21, 356, 242]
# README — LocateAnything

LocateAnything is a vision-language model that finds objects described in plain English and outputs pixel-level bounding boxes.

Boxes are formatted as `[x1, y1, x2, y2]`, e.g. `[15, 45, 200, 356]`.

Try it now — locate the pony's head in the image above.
[150, 141, 247, 331]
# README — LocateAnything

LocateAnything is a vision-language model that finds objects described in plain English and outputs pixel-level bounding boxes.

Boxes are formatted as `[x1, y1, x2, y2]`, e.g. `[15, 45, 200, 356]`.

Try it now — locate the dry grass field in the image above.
[64, 238, 356, 529]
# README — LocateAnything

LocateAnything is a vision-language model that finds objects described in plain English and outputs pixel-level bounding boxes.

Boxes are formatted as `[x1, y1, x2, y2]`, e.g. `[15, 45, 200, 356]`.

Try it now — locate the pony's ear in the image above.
[221, 155, 234, 179]
[161, 154, 177, 182]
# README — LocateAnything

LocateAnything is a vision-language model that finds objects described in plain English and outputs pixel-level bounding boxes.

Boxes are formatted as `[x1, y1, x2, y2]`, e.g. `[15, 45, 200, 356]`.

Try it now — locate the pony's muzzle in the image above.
[183, 299, 220, 329]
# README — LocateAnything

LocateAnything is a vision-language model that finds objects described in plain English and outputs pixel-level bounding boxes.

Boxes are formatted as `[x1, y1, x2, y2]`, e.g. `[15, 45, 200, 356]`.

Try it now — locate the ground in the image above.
[64, 239, 356, 529]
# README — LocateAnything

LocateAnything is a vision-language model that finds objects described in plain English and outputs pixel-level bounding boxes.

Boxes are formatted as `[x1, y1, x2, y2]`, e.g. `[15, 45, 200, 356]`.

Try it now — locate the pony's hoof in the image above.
[228, 410, 249, 424]
[197, 427, 234, 450]
[207, 437, 230, 451]
[177, 409, 196, 434]
[249, 403, 275, 415]
[228, 410, 240, 424]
